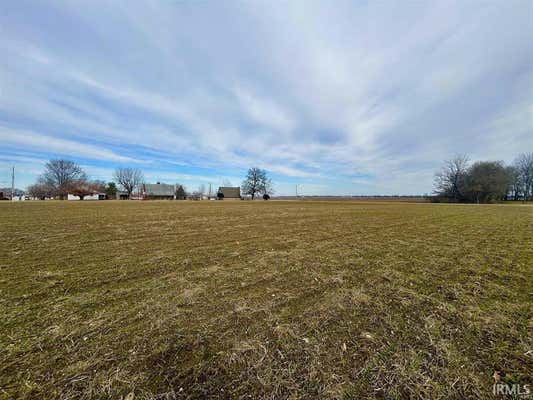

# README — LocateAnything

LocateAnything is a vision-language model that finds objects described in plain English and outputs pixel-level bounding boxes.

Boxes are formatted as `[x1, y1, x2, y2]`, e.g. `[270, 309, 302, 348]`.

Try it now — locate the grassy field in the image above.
[1, 200, 531, 399]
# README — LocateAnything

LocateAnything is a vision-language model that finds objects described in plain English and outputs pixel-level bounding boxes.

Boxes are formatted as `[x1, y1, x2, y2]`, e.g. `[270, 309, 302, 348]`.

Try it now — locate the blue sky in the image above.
[1, 1, 532, 195]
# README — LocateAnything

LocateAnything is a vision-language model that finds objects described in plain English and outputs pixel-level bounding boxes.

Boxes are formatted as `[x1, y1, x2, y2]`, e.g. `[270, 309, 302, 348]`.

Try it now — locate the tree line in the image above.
[27, 160, 104, 200]
[27, 159, 273, 200]
[25, 155, 531, 203]
[433, 152, 533, 203]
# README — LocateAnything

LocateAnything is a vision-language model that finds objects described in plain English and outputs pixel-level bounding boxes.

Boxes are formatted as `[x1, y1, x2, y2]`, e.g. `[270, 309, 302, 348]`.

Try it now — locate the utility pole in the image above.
[208, 183, 212, 198]
[11, 166, 15, 201]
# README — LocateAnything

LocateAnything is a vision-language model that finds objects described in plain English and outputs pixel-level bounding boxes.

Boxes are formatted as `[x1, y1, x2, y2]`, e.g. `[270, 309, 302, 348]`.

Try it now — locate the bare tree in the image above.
[506, 165, 521, 201]
[514, 152, 533, 201]
[41, 159, 87, 200]
[113, 168, 144, 199]
[241, 167, 272, 200]
[433, 155, 469, 201]
[27, 182, 53, 200]
[222, 179, 233, 187]
[92, 180, 106, 193]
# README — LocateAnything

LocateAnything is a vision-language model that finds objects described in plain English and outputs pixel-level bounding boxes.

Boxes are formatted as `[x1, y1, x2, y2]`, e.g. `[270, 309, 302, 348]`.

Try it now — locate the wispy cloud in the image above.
[0, 127, 135, 163]
[1, 0, 532, 193]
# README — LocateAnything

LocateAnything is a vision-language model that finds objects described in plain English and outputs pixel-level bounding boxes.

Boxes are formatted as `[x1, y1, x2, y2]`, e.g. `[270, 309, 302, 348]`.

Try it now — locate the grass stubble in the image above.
[0, 200, 531, 399]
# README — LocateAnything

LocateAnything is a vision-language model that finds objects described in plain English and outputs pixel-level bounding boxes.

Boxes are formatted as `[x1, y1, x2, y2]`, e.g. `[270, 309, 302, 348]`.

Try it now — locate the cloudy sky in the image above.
[1, 1, 532, 195]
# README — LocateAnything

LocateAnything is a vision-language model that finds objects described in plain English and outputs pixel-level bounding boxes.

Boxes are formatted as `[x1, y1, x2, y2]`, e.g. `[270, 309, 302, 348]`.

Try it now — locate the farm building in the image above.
[217, 186, 241, 200]
[67, 193, 106, 201]
[116, 191, 143, 200]
[116, 191, 129, 200]
[142, 183, 175, 200]
[11, 195, 28, 201]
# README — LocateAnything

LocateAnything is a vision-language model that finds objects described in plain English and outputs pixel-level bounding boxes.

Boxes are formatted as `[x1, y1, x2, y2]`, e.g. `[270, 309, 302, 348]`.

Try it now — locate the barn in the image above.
[217, 187, 241, 200]
[142, 183, 175, 200]
[116, 191, 129, 200]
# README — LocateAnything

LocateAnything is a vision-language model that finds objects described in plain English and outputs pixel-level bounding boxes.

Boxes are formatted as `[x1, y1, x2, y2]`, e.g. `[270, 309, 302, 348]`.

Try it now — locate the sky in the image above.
[1, 1, 532, 195]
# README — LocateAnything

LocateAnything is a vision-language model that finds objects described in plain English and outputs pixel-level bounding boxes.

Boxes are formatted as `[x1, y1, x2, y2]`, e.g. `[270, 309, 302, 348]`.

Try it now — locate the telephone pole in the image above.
[11, 166, 15, 201]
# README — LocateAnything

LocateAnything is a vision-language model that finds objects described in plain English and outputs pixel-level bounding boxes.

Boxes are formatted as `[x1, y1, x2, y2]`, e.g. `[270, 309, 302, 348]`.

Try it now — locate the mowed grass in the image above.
[0, 200, 531, 399]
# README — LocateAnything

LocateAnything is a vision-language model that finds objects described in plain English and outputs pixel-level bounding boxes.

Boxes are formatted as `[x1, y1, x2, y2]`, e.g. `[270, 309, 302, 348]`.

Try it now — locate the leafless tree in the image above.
[514, 152, 533, 201]
[506, 165, 521, 201]
[113, 168, 144, 199]
[41, 159, 87, 200]
[241, 167, 272, 200]
[433, 155, 469, 201]
[27, 182, 53, 200]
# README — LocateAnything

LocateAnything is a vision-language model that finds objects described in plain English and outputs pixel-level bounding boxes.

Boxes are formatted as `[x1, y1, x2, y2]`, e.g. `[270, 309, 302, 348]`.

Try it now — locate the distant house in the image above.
[142, 183, 175, 200]
[11, 195, 28, 201]
[116, 191, 129, 200]
[217, 186, 241, 200]
[67, 193, 106, 201]
[116, 191, 143, 200]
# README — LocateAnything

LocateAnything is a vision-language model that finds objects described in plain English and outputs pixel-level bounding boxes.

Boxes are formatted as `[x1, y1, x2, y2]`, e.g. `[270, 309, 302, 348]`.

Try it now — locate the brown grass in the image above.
[0, 200, 531, 399]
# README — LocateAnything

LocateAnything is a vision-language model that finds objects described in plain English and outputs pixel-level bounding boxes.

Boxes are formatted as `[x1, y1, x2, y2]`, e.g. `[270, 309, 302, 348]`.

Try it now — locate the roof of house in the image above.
[218, 186, 241, 198]
[144, 183, 175, 196]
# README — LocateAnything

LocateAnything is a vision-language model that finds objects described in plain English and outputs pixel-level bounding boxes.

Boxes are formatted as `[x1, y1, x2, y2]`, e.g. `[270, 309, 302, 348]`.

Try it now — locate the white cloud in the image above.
[0, 0, 532, 194]
[233, 86, 296, 134]
[0, 127, 135, 163]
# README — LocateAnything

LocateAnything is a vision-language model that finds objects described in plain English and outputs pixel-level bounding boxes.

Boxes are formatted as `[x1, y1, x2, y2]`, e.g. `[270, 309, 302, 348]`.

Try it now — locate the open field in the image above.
[274, 196, 429, 202]
[1, 201, 531, 399]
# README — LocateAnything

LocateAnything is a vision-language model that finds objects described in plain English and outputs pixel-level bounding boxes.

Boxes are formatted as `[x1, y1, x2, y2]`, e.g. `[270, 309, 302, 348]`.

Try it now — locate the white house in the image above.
[67, 193, 106, 201]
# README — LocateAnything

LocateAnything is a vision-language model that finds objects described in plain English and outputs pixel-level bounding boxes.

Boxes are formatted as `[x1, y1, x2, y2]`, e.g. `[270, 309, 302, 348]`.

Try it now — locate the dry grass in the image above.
[0, 200, 531, 399]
